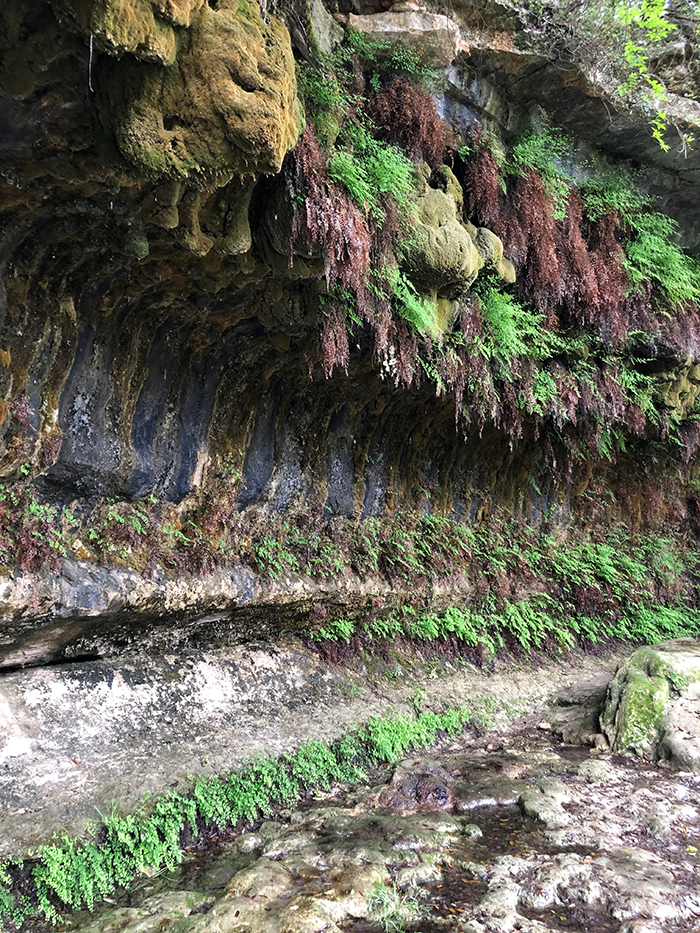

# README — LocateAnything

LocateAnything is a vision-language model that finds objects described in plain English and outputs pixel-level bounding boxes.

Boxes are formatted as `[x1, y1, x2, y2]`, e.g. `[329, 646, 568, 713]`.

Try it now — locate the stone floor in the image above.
[47, 667, 700, 933]
[0, 639, 624, 858]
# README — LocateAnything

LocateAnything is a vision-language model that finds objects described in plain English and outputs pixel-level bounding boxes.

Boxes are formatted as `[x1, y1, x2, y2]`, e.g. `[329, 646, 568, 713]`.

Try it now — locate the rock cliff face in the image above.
[1, 0, 700, 663]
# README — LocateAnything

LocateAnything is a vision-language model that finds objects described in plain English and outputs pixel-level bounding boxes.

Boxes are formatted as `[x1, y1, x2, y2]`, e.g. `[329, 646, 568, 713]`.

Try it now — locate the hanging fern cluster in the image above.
[288, 33, 700, 474]
[289, 33, 454, 376]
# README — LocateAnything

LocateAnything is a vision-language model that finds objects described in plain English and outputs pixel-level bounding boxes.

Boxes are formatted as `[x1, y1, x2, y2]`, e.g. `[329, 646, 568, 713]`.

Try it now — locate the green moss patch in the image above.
[601, 639, 700, 754]
[607, 667, 670, 752]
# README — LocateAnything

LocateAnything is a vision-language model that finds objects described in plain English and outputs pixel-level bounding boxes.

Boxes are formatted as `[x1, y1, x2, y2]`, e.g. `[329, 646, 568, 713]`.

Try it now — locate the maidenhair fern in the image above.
[345, 29, 439, 86]
[329, 121, 417, 222]
[478, 285, 553, 377]
[306, 521, 700, 662]
[579, 166, 650, 220]
[623, 212, 700, 307]
[328, 149, 379, 214]
[393, 269, 440, 337]
[578, 168, 700, 307]
[297, 41, 700, 460]
[530, 369, 559, 416]
[3, 706, 489, 928]
[505, 127, 575, 219]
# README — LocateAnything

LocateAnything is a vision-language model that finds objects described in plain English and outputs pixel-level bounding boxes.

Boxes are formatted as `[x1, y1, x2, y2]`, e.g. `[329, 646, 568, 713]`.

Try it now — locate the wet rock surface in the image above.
[38, 662, 700, 933]
[0, 643, 624, 859]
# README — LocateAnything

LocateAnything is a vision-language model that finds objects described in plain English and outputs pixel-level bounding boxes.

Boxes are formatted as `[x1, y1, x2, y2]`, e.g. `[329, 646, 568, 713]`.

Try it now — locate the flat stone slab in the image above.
[0, 640, 359, 858]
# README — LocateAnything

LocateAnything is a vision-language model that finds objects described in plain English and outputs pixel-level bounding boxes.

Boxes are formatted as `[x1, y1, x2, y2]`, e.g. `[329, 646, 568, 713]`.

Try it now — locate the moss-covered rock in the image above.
[400, 165, 515, 302]
[471, 226, 516, 284]
[400, 166, 482, 300]
[100, 0, 301, 182]
[601, 665, 670, 755]
[54, 0, 200, 64]
[600, 639, 700, 765]
[651, 359, 700, 418]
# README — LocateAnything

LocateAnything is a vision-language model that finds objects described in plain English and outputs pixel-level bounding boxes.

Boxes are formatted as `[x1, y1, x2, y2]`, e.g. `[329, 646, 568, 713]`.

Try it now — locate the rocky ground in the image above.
[0, 640, 626, 858]
[32, 646, 700, 933]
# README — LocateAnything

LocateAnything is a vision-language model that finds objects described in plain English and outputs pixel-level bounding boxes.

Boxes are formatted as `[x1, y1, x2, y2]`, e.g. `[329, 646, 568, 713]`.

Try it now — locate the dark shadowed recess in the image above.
[25, 266, 530, 518]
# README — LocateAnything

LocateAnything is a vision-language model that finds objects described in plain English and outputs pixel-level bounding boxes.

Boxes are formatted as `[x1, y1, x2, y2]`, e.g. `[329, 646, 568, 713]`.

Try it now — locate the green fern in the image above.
[477, 285, 553, 378]
[506, 127, 575, 219]
[331, 121, 417, 219]
[623, 212, 700, 307]
[579, 166, 649, 220]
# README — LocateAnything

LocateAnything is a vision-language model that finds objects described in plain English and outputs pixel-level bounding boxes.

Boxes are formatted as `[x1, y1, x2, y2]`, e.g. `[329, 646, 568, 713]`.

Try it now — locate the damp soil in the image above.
[516, 900, 622, 933]
[337, 803, 605, 933]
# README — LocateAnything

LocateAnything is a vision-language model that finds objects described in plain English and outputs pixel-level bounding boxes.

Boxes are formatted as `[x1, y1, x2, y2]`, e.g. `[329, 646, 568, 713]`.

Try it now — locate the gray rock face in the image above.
[600, 639, 700, 769]
[0, 560, 481, 669]
[309, 0, 344, 55]
[0, 640, 355, 857]
[347, 9, 461, 67]
[0, 0, 699, 655]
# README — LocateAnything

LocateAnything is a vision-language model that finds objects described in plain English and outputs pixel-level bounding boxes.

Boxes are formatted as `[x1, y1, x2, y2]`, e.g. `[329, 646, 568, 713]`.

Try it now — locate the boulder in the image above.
[600, 639, 700, 769]
[400, 165, 515, 303]
[400, 166, 482, 300]
[549, 676, 610, 746]
[378, 757, 454, 810]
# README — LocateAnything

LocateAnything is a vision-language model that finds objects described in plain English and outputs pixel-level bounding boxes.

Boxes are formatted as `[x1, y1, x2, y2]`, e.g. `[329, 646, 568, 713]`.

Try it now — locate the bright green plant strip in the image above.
[312, 599, 700, 657]
[311, 528, 700, 656]
[0, 703, 494, 929]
